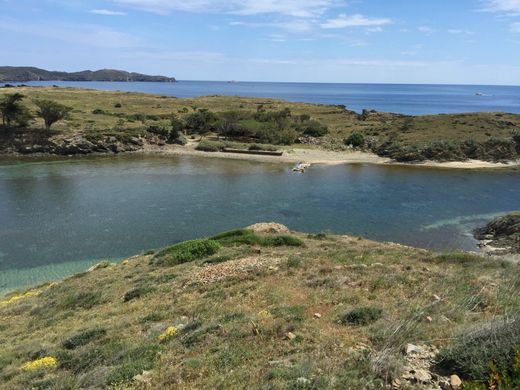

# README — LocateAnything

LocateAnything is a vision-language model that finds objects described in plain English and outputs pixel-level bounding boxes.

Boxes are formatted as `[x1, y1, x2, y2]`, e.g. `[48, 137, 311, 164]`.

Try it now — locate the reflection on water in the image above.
[1, 155, 519, 293]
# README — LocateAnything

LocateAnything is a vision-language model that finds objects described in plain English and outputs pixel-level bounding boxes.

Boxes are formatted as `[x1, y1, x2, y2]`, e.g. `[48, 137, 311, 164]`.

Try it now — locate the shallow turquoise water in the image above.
[1, 155, 519, 294]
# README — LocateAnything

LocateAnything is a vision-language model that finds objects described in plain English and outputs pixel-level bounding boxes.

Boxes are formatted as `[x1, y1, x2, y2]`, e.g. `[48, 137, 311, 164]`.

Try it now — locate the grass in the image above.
[1, 87, 519, 161]
[0, 228, 519, 389]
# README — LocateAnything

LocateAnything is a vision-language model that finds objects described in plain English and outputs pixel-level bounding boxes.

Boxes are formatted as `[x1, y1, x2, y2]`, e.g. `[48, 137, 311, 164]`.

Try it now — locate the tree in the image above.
[0, 93, 33, 127]
[33, 99, 72, 130]
[185, 109, 217, 137]
[345, 132, 365, 148]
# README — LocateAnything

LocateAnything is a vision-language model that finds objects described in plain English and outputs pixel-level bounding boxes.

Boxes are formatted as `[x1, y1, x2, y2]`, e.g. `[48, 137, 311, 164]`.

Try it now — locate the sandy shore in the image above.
[143, 143, 519, 170]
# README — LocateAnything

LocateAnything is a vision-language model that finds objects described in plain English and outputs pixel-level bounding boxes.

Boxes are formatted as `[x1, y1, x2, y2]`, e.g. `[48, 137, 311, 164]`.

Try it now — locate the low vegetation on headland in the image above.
[0, 223, 519, 389]
[1, 86, 520, 164]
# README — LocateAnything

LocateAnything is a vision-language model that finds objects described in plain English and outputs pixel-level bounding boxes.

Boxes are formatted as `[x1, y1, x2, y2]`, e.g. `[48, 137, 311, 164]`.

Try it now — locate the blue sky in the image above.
[2, 0, 520, 84]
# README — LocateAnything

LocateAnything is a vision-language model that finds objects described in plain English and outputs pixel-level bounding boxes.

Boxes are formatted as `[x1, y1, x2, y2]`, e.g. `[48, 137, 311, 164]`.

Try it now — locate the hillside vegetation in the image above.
[1, 86, 519, 162]
[0, 67, 175, 82]
[0, 225, 519, 389]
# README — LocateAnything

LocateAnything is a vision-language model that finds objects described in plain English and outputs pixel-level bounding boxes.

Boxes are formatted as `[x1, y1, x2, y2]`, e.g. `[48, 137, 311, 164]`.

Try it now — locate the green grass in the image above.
[1, 228, 519, 389]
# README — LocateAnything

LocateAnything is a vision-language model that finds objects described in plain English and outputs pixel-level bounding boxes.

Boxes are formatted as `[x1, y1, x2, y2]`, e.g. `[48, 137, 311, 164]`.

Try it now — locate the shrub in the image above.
[303, 120, 328, 137]
[212, 229, 304, 247]
[422, 140, 465, 161]
[211, 229, 262, 246]
[153, 239, 221, 266]
[513, 130, 520, 154]
[122, 286, 153, 302]
[392, 145, 426, 162]
[481, 138, 517, 161]
[92, 109, 106, 115]
[434, 318, 520, 381]
[345, 132, 365, 148]
[248, 143, 278, 152]
[262, 235, 304, 247]
[340, 307, 383, 326]
[0, 93, 33, 127]
[196, 140, 224, 152]
[146, 124, 169, 138]
[34, 99, 72, 130]
[62, 328, 106, 350]
[59, 291, 103, 310]
[114, 103, 122, 108]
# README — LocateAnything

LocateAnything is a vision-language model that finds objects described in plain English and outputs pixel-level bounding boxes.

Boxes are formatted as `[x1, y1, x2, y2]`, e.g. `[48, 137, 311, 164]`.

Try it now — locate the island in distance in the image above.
[0, 66, 176, 83]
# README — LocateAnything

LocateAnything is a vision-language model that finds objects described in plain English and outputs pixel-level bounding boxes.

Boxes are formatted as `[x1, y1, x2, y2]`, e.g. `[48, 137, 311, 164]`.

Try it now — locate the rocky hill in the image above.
[0, 67, 176, 82]
[1, 224, 519, 389]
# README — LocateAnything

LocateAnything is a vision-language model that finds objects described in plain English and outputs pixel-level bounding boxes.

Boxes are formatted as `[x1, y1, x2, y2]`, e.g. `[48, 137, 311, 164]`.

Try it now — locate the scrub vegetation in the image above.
[1, 87, 519, 162]
[0, 226, 519, 389]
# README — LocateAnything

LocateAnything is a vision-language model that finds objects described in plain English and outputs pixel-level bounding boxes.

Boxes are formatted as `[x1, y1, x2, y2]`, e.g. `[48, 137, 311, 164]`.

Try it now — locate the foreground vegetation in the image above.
[0, 225, 519, 389]
[1, 86, 520, 162]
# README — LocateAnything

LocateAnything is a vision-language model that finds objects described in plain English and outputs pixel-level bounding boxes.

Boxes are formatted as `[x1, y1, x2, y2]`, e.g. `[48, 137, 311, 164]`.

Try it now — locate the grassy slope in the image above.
[1, 87, 520, 147]
[1, 228, 518, 389]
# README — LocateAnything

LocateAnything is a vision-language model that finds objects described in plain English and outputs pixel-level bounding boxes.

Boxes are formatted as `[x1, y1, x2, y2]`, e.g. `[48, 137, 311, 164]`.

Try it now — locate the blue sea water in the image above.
[19, 80, 520, 115]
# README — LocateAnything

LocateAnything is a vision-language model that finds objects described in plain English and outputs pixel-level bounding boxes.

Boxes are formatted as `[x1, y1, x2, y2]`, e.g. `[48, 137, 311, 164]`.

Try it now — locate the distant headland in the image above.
[0, 66, 176, 82]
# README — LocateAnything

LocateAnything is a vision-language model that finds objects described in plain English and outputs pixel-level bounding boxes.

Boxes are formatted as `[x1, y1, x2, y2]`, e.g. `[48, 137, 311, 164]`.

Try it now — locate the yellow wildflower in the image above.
[22, 356, 58, 370]
[158, 326, 178, 342]
[0, 290, 41, 306]
[258, 309, 271, 318]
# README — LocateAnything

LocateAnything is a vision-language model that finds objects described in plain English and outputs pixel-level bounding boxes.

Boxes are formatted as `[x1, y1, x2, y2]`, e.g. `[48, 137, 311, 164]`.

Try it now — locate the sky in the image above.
[2, 0, 520, 84]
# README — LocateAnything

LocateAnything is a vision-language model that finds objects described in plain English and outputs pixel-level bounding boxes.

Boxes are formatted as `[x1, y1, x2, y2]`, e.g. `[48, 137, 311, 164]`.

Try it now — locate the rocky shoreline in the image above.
[475, 212, 520, 254]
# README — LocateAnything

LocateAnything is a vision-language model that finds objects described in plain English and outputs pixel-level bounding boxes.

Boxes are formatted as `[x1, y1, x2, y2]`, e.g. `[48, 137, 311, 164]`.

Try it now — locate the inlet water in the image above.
[1, 155, 519, 293]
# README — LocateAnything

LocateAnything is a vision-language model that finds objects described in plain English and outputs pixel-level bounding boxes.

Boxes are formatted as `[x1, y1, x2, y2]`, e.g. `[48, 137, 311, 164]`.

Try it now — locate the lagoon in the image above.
[1, 155, 519, 293]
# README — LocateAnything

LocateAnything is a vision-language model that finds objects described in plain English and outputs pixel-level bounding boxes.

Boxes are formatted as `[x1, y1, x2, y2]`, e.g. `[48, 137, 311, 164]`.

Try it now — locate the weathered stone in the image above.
[414, 369, 432, 383]
[405, 343, 423, 355]
[450, 374, 462, 389]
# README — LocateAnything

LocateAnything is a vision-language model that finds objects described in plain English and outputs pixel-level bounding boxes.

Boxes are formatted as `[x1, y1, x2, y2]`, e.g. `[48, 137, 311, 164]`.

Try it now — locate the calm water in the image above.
[1, 155, 519, 294]
[18, 80, 520, 115]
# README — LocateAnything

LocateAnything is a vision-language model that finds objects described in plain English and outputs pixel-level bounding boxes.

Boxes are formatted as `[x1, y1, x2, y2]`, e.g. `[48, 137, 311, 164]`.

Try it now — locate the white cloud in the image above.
[90, 9, 127, 16]
[511, 22, 520, 31]
[418, 26, 434, 34]
[483, 0, 520, 15]
[113, 0, 343, 17]
[321, 14, 391, 29]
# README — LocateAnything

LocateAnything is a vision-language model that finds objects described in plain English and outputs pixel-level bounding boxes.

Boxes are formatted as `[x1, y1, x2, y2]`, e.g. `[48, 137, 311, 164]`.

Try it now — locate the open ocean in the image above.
[18, 80, 520, 116]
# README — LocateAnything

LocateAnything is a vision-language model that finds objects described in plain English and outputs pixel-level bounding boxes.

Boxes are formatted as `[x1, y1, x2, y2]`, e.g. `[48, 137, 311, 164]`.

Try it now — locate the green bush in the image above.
[146, 124, 169, 138]
[154, 239, 221, 266]
[303, 120, 329, 137]
[262, 235, 304, 247]
[422, 140, 465, 161]
[62, 328, 106, 350]
[345, 132, 365, 148]
[481, 138, 517, 161]
[248, 143, 278, 151]
[195, 140, 224, 152]
[211, 229, 262, 246]
[122, 286, 153, 302]
[434, 318, 520, 381]
[340, 307, 383, 326]
[212, 229, 304, 247]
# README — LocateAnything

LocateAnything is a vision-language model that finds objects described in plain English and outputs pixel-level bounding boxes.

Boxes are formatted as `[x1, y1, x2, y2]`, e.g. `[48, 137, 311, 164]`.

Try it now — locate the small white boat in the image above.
[475, 92, 484, 96]
[292, 162, 311, 172]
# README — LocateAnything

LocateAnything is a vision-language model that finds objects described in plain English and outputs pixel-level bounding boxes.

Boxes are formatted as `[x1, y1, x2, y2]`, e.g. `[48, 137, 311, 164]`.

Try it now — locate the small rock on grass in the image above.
[450, 374, 462, 389]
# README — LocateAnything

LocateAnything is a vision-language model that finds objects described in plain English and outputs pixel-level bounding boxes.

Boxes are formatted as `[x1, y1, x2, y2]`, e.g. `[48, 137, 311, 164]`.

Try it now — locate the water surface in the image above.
[19, 81, 520, 115]
[1, 155, 519, 294]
